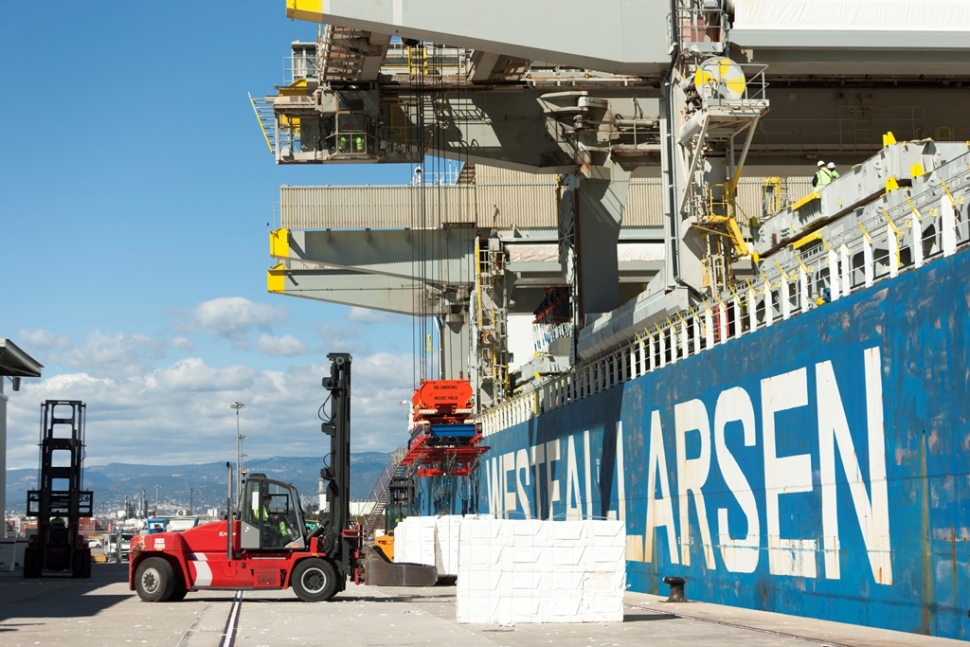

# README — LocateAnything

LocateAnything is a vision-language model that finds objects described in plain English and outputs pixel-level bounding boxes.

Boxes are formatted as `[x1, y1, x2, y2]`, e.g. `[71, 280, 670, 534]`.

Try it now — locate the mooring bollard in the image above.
[663, 575, 686, 602]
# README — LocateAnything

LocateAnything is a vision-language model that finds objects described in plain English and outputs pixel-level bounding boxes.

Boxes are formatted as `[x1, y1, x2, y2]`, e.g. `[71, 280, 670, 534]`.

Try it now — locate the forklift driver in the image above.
[254, 494, 290, 547]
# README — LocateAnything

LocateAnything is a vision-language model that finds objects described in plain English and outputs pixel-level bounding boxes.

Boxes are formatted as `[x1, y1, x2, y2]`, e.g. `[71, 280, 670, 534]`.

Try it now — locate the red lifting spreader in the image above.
[399, 380, 489, 477]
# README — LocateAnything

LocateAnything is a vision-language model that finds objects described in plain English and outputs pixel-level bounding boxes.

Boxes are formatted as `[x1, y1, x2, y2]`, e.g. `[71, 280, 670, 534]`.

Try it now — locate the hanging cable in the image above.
[407, 38, 429, 388]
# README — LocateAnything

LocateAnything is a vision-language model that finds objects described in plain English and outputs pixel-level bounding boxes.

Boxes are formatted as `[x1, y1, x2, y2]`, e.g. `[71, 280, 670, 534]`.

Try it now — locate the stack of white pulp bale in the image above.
[456, 518, 626, 624]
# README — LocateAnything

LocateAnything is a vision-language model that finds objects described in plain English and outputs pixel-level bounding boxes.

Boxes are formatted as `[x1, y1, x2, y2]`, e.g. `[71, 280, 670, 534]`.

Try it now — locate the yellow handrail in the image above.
[248, 92, 273, 154]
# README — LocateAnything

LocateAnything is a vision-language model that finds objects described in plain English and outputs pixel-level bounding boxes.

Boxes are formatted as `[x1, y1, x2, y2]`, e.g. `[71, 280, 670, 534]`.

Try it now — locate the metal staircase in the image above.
[320, 25, 370, 82]
[360, 448, 408, 537]
[248, 92, 276, 154]
[456, 163, 476, 185]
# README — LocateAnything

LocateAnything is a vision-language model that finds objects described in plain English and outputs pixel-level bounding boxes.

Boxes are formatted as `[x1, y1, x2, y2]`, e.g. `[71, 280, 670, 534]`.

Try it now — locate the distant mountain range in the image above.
[5, 452, 393, 518]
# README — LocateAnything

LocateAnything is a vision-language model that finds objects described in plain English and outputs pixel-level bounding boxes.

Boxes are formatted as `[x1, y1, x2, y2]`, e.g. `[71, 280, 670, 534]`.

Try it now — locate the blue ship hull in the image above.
[462, 248, 970, 639]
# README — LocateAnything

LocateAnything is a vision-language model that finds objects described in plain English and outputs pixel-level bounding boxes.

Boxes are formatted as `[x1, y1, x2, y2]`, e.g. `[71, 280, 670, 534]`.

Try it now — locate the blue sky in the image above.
[1, 2, 424, 468]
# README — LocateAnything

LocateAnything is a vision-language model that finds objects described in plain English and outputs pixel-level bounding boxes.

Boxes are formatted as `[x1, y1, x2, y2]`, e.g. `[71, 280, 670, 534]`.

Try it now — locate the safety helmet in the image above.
[827, 162, 836, 169]
[817, 160, 825, 167]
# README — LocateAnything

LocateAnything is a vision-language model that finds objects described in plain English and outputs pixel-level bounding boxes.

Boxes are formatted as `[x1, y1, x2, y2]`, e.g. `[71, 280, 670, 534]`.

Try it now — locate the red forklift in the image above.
[128, 353, 363, 601]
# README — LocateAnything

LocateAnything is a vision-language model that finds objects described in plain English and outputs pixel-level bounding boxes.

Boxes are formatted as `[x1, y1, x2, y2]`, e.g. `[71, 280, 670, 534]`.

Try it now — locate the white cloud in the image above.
[257, 334, 307, 357]
[343, 353, 416, 451]
[58, 331, 167, 377]
[183, 297, 287, 341]
[6, 302, 419, 470]
[147, 357, 256, 392]
[4, 352, 417, 470]
[15, 330, 170, 379]
[312, 320, 412, 357]
[18, 328, 71, 351]
[170, 336, 195, 352]
[346, 307, 392, 324]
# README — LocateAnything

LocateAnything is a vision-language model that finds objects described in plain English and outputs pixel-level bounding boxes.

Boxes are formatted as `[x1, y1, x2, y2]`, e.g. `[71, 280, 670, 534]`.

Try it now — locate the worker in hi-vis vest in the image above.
[254, 494, 288, 542]
[812, 160, 834, 188]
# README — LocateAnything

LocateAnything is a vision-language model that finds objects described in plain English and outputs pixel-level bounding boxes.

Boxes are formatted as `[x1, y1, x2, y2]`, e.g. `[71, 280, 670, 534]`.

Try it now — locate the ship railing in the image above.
[285, 47, 320, 84]
[479, 148, 970, 435]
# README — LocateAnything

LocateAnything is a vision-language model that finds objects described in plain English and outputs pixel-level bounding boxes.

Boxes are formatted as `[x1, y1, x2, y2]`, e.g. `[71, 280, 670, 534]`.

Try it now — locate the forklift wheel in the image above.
[135, 557, 176, 602]
[73, 550, 92, 578]
[23, 548, 42, 579]
[292, 558, 338, 602]
[169, 582, 188, 601]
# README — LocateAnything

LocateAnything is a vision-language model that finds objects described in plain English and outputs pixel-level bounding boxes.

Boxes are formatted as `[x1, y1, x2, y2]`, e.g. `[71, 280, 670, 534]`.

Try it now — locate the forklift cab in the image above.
[239, 475, 307, 551]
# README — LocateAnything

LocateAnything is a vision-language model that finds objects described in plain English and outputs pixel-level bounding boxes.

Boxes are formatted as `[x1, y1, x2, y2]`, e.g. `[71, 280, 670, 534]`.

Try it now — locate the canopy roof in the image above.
[0, 339, 43, 378]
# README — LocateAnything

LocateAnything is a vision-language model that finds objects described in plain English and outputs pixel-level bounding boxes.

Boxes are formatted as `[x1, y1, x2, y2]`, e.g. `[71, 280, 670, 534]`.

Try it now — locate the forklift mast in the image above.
[25, 400, 93, 577]
[320, 352, 357, 579]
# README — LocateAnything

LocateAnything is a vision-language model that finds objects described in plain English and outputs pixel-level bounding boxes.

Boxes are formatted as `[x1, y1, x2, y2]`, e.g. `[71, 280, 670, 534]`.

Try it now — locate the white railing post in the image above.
[888, 223, 899, 278]
[764, 282, 773, 327]
[799, 266, 810, 312]
[781, 279, 791, 320]
[692, 314, 702, 355]
[747, 288, 757, 332]
[718, 304, 729, 344]
[912, 212, 924, 268]
[863, 236, 874, 287]
[638, 337, 646, 377]
[840, 244, 851, 296]
[828, 248, 841, 300]
[670, 325, 678, 365]
[733, 298, 744, 338]
[941, 195, 957, 256]
[705, 308, 714, 348]
[680, 319, 689, 358]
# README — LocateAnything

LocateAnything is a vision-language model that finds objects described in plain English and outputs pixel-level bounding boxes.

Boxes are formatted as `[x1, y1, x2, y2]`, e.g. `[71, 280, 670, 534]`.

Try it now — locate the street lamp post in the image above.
[154, 484, 160, 515]
[230, 401, 246, 509]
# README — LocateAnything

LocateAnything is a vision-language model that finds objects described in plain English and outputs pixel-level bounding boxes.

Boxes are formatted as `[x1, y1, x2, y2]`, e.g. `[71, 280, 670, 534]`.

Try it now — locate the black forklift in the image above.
[24, 400, 93, 578]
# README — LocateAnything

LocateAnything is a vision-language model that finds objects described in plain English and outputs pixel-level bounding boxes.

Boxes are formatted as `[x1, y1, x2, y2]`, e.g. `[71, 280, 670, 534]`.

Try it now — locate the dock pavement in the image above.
[0, 563, 964, 647]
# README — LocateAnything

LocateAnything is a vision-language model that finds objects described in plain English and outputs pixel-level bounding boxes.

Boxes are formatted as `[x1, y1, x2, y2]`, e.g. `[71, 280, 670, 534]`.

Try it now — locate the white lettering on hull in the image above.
[482, 346, 892, 585]
[675, 399, 715, 569]
[645, 410, 679, 564]
[714, 387, 760, 573]
[817, 347, 892, 584]
[763, 367, 817, 578]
